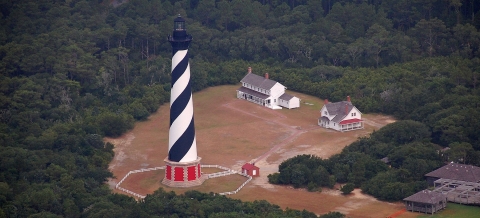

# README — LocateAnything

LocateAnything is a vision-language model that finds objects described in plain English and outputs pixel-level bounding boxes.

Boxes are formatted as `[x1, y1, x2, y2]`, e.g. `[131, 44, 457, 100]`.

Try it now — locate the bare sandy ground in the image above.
[106, 85, 416, 217]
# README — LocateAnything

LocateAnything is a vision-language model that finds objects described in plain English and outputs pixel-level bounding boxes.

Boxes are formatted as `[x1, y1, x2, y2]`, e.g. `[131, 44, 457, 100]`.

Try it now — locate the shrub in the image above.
[340, 183, 355, 195]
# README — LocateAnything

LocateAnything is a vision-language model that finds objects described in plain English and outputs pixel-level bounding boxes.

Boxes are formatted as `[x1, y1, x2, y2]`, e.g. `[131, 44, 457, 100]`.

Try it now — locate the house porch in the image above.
[405, 201, 446, 214]
[340, 121, 364, 132]
[236, 88, 270, 108]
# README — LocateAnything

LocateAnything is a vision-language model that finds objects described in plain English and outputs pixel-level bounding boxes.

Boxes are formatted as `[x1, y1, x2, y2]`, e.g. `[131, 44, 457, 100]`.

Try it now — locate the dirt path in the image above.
[222, 101, 320, 164]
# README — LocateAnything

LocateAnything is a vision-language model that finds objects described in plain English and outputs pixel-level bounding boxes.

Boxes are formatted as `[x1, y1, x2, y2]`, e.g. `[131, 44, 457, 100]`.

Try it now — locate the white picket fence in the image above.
[202, 165, 253, 195]
[202, 164, 231, 171]
[115, 166, 165, 199]
[207, 170, 237, 178]
[218, 173, 252, 196]
[115, 165, 253, 198]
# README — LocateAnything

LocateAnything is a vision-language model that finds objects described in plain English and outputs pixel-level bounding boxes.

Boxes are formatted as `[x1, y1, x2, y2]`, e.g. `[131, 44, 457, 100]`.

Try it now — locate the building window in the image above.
[351, 112, 356, 116]
[324, 111, 328, 115]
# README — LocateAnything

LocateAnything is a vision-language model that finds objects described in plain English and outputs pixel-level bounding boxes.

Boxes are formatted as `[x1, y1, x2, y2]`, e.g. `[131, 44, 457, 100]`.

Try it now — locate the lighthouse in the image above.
[162, 15, 206, 187]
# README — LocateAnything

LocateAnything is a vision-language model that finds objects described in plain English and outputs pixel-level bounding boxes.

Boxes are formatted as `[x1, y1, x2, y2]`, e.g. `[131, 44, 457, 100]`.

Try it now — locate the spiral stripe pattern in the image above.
[168, 49, 197, 162]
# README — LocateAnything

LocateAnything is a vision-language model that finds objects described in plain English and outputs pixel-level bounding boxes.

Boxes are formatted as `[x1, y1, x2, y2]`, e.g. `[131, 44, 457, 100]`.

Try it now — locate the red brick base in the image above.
[162, 157, 207, 187]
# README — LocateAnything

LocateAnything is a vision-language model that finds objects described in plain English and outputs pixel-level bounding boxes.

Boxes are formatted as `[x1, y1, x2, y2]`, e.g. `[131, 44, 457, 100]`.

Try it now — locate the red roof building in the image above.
[242, 163, 260, 177]
[318, 96, 364, 132]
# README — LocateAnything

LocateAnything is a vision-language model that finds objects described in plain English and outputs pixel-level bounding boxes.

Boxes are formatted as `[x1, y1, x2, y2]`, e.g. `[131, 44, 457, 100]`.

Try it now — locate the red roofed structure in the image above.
[318, 96, 364, 132]
[339, 118, 363, 125]
[242, 163, 260, 177]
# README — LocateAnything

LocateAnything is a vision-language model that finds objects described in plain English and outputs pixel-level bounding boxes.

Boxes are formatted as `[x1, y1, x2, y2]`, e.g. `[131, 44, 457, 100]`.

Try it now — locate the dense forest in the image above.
[268, 120, 443, 201]
[1, 0, 479, 217]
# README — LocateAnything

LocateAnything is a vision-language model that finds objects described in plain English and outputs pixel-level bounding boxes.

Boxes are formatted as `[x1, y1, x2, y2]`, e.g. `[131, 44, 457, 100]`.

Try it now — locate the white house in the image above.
[236, 67, 300, 109]
[318, 96, 364, 132]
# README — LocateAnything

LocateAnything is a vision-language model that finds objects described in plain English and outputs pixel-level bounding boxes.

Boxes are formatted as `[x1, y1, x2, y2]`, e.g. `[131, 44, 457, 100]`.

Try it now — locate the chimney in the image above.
[347, 96, 351, 102]
[265, 73, 269, 79]
[345, 104, 348, 114]
[248, 67, 252, 74]
[324, 99, 329, 104]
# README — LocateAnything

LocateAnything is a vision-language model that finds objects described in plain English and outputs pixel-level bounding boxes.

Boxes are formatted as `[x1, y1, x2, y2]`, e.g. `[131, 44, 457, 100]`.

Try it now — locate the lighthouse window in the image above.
[174, 22, 185, 30]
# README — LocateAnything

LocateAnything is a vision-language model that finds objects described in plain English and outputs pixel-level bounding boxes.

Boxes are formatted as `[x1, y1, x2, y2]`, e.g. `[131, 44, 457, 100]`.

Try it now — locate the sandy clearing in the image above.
[106, 85, 418, 217]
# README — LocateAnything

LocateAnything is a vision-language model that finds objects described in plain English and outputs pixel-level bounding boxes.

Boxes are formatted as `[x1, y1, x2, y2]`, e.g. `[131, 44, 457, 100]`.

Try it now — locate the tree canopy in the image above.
[1, 0, 480, 216]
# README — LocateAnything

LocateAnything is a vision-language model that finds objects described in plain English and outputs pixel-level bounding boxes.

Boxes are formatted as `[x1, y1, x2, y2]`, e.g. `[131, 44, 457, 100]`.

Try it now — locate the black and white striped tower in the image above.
[162, 15, 205, 187]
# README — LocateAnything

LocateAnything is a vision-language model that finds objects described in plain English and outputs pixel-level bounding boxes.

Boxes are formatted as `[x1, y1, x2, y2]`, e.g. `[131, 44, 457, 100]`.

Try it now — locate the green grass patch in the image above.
[417, 203, 480, 218]
[140, 171, 162, 189]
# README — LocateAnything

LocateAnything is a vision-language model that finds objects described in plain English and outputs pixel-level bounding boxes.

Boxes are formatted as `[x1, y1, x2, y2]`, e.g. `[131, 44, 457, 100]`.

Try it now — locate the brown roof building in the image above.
[425, 163, 480, 186]
[404, 190, 447, 214]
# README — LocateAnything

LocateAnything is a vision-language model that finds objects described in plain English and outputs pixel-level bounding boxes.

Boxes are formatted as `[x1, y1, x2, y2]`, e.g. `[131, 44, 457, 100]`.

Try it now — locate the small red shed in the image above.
[242, 163, 260, 177]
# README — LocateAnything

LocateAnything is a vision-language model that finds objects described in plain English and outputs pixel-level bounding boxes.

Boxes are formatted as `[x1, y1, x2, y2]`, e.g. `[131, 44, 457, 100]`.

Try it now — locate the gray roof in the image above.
[240, 73, 278, 90]
[425, 163, 480, 182]
[279, 93, 295, 101]
[319, 117, 329, 122]
[403, 190, 445, 204]
[237, 86, 269, 100]
[324, 101, 354, 123]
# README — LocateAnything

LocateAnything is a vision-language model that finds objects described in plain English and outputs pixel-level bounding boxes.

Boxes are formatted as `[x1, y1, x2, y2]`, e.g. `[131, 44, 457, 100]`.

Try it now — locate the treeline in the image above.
[0, 0, 479, 216]
[268, 56, 480, 201]
[272, 57, 480, 149]
[92, 0, 480, 69]
[84, 189, 327, 218]
[269, 120, 445, 201]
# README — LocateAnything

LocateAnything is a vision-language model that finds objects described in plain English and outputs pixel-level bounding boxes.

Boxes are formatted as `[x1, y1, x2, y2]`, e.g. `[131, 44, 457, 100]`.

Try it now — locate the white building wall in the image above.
[270, 83, 285, 101]
[324, 119, 341, 131]
[319, 115, 339, 130]
[342, 107, 362, 120]
[320, 106, 336, 120]
[266, 96, 274, 109]
[278, 99, 287, 108]
[239, 81, 294, 110]
[287, 97, 300, 109]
